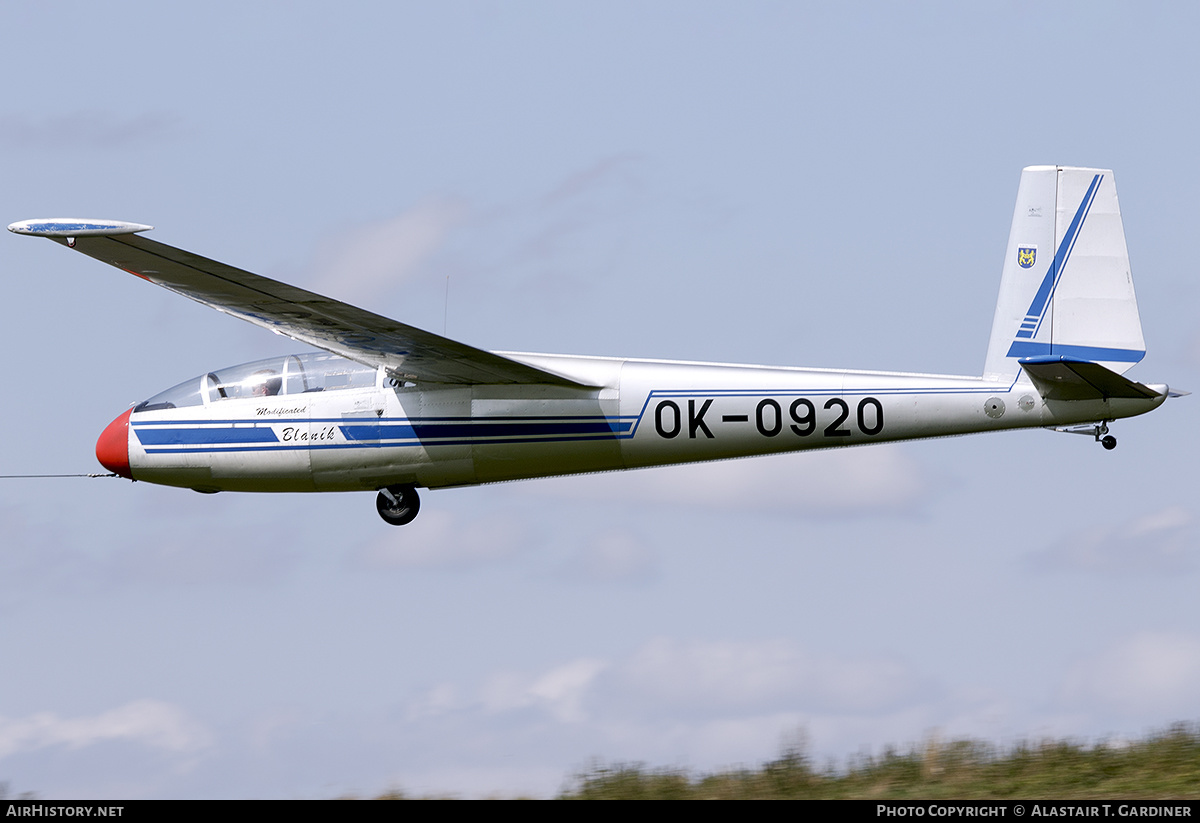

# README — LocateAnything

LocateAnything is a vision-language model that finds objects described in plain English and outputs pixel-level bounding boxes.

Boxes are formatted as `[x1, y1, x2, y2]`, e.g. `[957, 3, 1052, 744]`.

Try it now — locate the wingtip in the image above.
[8, 218, 153, 237]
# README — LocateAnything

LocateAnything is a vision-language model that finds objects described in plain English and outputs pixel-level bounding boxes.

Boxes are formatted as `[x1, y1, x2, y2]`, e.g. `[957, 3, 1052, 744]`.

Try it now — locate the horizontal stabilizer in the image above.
[1020, 355, 1161, 401]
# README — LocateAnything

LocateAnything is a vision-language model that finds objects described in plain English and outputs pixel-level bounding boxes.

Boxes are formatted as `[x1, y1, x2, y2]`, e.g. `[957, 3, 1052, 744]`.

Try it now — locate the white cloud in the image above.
[516, 445, 927, 517]
[405, 636, 920, 734]
[0, 700, 210, 760]
[0, 112, 181, 150]
[1059, 633, 1200, 719]
[0, 496, 303, 597]
[540, 155, 641, 207]
[352, 509, 530, 570]
[480, 660, 609, 723]
[1027, 506, 1194, 575]
[307, 201, 466, 304]
[407, 658, 608, 726]
[104, 534, 300, 587]
[376, 637, 936, 794]
[403, 684, 462, 723]
[558, 531, 659, 584]
[610, 637, 919, 716]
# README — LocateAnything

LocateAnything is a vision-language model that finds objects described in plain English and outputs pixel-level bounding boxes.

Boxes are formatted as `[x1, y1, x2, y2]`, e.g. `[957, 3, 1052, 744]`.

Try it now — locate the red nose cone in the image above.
[97, 408, 133, 478]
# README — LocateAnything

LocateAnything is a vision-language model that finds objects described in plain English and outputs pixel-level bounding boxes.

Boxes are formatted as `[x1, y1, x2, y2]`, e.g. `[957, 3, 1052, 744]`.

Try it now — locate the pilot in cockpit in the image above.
[250, 369, 282, 397]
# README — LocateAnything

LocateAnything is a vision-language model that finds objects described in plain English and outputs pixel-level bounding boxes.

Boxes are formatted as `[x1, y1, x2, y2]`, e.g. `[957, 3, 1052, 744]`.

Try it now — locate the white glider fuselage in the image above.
[118, 351, 1166, 495]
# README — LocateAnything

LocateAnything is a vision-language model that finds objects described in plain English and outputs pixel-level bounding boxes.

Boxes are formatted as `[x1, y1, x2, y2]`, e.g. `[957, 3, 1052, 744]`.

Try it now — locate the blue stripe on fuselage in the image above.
[135, 427, 280, 446]
[131, 416, 635, 451]
[341, 419, 632, 442]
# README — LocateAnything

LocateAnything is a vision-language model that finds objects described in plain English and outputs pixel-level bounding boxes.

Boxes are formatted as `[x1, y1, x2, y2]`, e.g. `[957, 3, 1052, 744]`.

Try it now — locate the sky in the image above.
[2, 1, 1199, 799]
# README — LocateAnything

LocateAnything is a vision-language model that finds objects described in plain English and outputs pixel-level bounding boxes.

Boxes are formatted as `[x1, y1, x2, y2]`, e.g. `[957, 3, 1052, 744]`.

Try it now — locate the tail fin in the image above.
[983, 166, 1145, 380]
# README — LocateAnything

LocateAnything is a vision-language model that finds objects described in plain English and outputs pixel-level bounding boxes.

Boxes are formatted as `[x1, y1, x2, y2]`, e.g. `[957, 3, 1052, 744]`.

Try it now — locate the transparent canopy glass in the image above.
[134, 353, 378, 412]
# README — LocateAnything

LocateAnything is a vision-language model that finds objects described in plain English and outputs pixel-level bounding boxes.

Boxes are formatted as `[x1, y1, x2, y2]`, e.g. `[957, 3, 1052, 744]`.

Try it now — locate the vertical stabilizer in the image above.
[983, 166, 1145, 379]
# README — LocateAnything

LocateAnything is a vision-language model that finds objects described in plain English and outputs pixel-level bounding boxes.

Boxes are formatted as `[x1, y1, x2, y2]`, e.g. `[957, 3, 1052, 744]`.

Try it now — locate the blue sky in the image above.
[2, 1, 1199, 798]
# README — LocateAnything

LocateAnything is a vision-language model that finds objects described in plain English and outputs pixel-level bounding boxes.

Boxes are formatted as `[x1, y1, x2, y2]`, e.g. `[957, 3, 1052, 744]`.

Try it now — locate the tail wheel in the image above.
[376, 484, 421, 526]
[1101, 435, 1117, 450]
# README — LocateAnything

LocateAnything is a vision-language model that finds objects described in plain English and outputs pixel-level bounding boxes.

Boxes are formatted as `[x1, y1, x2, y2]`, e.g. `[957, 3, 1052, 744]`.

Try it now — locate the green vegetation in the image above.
[557, 723, 1200, 799]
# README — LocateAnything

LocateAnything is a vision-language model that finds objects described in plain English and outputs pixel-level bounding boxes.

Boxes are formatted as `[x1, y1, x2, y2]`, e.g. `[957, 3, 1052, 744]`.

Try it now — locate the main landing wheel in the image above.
[1101, 435, 1117, 451]
[376, 484, 421, 526]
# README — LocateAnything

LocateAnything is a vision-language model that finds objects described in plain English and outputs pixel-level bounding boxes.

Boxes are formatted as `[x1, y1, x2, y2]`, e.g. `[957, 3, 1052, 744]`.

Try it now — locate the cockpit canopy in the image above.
[134, 353, 379, 412]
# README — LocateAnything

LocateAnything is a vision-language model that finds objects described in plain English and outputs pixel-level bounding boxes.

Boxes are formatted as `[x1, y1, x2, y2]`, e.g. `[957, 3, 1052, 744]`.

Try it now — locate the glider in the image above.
[10, 166, 1180, 524]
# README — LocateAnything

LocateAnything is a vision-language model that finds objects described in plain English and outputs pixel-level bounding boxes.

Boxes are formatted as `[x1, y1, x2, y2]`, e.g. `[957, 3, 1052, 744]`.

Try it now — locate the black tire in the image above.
[1101, 435, 1117, 451]
[376, 484, 421, 525]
